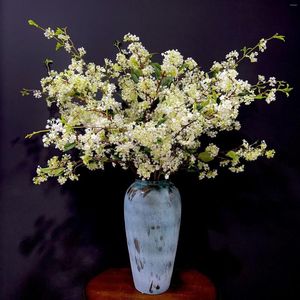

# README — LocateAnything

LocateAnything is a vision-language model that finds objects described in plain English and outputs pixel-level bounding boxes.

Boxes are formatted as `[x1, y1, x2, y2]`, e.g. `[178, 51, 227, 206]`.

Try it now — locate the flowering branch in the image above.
[23, 21, 292, 184]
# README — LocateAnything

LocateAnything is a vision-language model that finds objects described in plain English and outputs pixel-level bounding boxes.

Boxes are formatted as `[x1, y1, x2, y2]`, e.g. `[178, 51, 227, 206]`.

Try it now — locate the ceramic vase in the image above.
[124, 180, 181, 294]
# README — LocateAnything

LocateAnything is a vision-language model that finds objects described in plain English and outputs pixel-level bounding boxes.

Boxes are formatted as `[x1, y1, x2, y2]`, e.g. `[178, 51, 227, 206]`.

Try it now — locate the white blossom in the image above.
[268, 77, 277, 87]
[258, 38, 267, 52]
[249, 51, 258, 63]
[33, 90, 42, 98]
[78, 47, 86, 57]
[64, 42, 72, 53]
[44, 28, 55, 39]
[266, 88, 276, 104]
[258, 75, 266, 83]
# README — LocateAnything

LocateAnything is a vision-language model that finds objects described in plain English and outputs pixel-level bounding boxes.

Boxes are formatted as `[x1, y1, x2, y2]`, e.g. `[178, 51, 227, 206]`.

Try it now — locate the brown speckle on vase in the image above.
[135, 256, 144, 272]
[149, 281, 154, 293]
[134, 238, 140, 254]
[127, 186, 138, 201]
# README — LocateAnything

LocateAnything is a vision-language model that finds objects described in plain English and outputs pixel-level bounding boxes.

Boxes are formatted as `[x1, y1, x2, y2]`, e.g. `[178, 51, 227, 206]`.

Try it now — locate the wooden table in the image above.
[86, 268, 216, 300]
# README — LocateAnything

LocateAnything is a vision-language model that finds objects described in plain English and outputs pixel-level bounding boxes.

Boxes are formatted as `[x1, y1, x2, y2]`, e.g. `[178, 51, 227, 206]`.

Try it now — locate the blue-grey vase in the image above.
[124, 180, 181, 294]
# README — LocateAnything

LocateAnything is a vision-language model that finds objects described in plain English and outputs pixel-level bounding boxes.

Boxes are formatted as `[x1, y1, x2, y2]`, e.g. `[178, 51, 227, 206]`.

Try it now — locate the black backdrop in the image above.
[1, 0, 300, 299]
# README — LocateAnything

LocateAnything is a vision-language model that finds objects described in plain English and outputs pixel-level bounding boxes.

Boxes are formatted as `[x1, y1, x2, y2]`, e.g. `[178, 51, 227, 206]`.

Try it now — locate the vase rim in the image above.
[134, 179, 172, 185]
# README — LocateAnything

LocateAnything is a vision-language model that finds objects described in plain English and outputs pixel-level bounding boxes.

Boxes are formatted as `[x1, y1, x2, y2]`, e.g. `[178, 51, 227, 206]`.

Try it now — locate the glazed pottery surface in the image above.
[124, 180, 181, 294]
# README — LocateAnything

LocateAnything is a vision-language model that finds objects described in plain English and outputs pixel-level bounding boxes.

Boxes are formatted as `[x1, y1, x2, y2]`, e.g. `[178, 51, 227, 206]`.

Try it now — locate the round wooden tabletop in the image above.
[86, 268, 216, 300]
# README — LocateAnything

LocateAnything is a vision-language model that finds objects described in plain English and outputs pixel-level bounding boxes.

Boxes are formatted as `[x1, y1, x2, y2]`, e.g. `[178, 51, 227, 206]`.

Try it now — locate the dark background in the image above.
[1, 0, 300, 299]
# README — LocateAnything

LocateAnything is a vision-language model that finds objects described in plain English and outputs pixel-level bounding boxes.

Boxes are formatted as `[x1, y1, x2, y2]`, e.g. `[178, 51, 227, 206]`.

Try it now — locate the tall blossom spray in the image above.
[22, 20, 292, 184]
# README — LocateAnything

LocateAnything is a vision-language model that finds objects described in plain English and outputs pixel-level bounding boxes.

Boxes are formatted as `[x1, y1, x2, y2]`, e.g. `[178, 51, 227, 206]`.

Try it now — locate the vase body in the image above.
[124, 180, 181, 294]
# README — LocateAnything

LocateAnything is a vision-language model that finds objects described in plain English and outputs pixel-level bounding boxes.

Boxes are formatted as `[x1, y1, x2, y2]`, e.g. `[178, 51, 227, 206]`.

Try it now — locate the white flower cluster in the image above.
[33, 155, 79, 184]
[219, 140, 275, 174]
[259, 38, 267, 52]
[25, 26, 291, 184]
[44, 28, 55, 39]
[123, 33, 140, 42]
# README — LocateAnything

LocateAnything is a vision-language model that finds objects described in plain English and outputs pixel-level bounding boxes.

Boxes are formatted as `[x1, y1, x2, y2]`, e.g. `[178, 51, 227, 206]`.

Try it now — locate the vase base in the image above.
[134, 284, 169, 295]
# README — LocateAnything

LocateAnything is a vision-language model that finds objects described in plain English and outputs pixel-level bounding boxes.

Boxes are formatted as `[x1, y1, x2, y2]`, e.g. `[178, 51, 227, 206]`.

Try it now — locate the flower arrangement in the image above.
[22, 20, 292, 184]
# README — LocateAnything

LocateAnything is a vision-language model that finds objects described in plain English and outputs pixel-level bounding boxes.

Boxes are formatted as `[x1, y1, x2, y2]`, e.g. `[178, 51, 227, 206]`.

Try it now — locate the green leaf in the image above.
[141, 146, 151, 155]
[194, 100, 209, 111]
[157, 117, 167, 126]
[55, 42, 63, 51]
[237, 91, 249, 97]
[131, 73, 139, 83]
[64, 142, 76, 152]
[255, 94, 265, 100]
[87, 161, 98, 170]
[134, 68, 143, 76]
[150, 62, 161, 78]
[193, 102, 202, 111]
[61, 116, 67, 125]
[241, 46, 247, 55]
[148, 52, 159, 58]
[131, 68, 142, 83]
[55, 27, 64, 35]
[113, 40, 122, 51]
[28, 19, 38, 28]
[210, 89, 220, 102]
[226, 150, 238, 160]
[44, 58, 53, 67]
[40, 167, 64, 176]
[281, 85, 293, 96]
[161, 76, 173, 87]
[209, 70, 219, 78]
[286, 87, 293, 95]
[52, 168, 65, 176]
[39, 167, 50, 174]
[20, 88, 30, 96]
[273, 33, 285, 42]
[179, 63, 188, 72]
[198, 151, 214, 162]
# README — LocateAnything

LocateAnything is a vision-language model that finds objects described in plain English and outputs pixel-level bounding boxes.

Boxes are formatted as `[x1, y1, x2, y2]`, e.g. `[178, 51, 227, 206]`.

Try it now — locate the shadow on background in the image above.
[16, 165, 132, 300]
